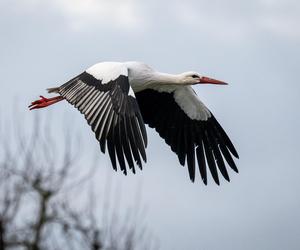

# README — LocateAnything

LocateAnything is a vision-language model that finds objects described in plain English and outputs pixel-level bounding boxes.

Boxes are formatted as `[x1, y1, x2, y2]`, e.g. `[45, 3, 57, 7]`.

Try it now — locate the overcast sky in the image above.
[1, 0, 300, 249]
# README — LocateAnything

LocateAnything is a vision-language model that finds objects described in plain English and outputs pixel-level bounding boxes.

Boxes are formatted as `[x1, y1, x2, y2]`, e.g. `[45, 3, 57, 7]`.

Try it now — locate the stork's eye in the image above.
[191, 74, 198, 78]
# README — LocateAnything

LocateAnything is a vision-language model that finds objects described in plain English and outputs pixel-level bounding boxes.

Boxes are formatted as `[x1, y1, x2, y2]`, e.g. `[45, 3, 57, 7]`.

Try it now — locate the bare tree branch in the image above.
[0, 111, 158, 250]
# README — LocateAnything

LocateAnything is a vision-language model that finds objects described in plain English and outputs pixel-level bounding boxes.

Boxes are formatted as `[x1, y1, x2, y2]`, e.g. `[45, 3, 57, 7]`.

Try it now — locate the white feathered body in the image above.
[87, 61, 211, 121]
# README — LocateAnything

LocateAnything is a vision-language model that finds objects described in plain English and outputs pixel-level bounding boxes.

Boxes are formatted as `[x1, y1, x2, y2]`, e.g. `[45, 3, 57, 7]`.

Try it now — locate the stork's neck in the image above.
[129, 67, 182, 92]
[151, 72, 181, 85]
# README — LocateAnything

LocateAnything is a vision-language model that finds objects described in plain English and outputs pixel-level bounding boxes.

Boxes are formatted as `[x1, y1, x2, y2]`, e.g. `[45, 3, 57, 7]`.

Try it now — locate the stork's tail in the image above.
[47, 87, 60, 94]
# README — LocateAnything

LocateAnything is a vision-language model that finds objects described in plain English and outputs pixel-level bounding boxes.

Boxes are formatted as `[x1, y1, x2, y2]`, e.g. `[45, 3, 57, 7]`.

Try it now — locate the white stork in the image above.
[29, 61, 239, 185]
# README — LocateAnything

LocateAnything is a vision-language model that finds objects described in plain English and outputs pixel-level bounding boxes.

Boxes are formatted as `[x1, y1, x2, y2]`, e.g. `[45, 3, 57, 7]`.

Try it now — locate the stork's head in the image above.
[180, 71, 228, 85]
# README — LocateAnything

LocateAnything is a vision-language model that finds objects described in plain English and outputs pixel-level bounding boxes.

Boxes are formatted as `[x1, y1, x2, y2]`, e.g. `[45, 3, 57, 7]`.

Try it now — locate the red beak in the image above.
[199, 76, 228, 85]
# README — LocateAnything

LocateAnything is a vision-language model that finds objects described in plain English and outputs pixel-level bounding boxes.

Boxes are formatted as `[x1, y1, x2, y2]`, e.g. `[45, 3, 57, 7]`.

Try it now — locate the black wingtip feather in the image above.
[196, 143, 207, 185]
[207, 128, 230, 182]
[107, 139, 117, 171]
[203, 132, 220, 185]
[186, 125, 196, 182]
[131, 116, 147, 162]
[126, 115, 143, 170]
[120, 115, 136, 173]
[187, 150, 196, 182]
[114, 118, 127, 175]
[100, 137, 106, 153]
[219, 144, 239, 173]
[210, 115, 239, 159]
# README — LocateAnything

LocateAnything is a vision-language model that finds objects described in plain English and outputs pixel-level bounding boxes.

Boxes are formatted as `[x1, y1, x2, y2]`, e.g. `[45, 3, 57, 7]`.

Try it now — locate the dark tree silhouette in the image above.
[0, 113, 158, 250]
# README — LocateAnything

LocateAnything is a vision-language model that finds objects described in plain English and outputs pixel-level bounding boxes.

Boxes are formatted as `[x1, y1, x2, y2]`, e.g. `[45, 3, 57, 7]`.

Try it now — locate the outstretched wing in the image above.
[135, 87, 239, 185]
[58, 63, 147, 174]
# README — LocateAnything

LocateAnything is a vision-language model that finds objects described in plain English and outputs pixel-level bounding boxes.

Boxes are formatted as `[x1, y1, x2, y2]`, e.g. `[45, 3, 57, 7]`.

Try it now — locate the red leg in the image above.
[29, 95, 64, 110]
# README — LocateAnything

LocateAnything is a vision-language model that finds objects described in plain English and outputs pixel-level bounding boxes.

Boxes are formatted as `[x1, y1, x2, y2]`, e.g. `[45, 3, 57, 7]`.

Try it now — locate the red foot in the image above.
[29, 95, 64, 110]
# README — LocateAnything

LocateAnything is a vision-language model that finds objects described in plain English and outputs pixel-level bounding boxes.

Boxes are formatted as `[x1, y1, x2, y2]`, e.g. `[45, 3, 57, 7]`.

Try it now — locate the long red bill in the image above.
[199, 76, 228, 85]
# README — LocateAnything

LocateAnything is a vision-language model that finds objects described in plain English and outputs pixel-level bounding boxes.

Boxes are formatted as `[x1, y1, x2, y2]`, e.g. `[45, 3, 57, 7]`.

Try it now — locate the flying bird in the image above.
[29, 61, 239, 185]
